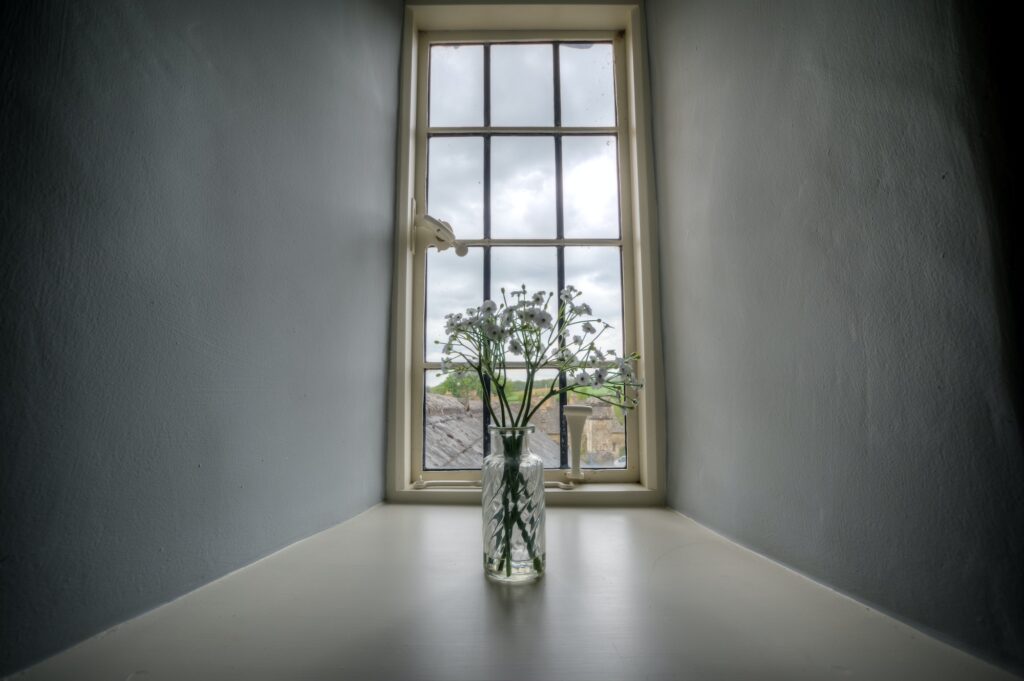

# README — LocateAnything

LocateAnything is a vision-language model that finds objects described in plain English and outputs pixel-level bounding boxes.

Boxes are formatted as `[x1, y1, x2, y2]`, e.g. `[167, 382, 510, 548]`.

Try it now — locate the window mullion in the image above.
[482, 43, 492, 455]
[553, 42, 569, 469]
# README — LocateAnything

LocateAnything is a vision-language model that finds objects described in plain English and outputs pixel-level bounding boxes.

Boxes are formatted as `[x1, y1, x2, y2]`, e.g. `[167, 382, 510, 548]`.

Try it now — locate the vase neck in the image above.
[489, 426, 533, 459]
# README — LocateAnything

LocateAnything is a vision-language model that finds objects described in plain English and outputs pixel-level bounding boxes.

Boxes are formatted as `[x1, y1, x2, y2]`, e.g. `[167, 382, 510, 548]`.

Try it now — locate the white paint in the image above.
[647, 0, 1024, 672]
[0, 1, 402, 674]
[10, 505, 1015, 681]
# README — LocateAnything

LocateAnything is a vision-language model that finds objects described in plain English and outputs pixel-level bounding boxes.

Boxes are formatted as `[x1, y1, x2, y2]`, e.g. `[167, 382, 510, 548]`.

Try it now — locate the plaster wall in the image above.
[647, 0, 1024, 671]
[0, 0, 403, 674]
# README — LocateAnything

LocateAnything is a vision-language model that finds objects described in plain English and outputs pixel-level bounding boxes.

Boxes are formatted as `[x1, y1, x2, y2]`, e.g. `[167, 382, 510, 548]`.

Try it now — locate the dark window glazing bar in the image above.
[554, 43, 569, 468]
[482, 44, 492, 458]
[483, 44, 491, 128]
[553, 43, 562, 128]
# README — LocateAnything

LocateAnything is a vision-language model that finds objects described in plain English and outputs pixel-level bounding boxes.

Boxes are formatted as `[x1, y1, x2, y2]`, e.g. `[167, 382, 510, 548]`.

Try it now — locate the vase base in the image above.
[483, 554, 545, 584]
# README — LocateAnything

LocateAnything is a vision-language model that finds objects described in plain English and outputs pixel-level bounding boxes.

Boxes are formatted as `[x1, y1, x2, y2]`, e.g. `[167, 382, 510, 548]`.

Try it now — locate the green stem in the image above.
[493, 431, 546, 577]
[502, 452, 517, 576]
[513, 471, 543, 572]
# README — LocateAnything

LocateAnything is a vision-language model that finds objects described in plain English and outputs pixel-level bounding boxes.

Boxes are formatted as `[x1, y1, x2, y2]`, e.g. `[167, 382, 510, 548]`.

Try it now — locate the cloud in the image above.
[430, 45, 483, 126]
[491, 44, 554, 126]
[428, 137, 484, 238]
[559, 43, 615, 127]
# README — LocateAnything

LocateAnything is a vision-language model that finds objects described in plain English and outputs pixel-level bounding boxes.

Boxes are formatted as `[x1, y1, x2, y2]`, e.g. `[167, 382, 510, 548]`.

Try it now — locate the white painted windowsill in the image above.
[14, 505, 1015, 681]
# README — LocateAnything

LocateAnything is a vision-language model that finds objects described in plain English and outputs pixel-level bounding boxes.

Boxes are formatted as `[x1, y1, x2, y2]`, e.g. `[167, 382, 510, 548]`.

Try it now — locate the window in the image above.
[388, 5, 664, 504]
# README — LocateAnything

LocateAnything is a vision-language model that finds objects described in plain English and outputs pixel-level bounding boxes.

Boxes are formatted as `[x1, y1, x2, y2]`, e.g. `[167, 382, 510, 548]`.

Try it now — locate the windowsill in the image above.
[18, 504, 1009, 680]
[388, 482, 662, 506]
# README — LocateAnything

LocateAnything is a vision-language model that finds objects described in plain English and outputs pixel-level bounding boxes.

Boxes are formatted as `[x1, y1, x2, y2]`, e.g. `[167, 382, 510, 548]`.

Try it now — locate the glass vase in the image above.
[482, 425, 546, 583]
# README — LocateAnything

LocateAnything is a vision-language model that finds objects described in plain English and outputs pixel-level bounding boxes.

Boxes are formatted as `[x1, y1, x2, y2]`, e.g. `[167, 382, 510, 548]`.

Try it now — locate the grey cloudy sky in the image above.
[429, 42, 614, 127]
[424, 42, 623, 361]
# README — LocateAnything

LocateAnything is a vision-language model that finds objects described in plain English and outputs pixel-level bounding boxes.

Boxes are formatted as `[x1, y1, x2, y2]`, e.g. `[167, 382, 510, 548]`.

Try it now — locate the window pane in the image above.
[425, 247, 483, 361]
[491, 246, 558, 361]
[559, 43, 615, 127]
[490, 44, 554, 126]
[563, 136, 619, 238]
[491, 137, 556, 239]
[567, 390, 627, 468]
[492, 368, 561, 468]
[430, 45, 483, 127]
[564, 247, 623, 356]
[425, 370, 485, 469]
[428, 137, 483, 239]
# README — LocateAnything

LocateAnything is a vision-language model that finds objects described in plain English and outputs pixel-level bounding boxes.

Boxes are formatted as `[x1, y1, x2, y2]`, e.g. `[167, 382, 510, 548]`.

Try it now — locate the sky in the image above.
[424, 42, 624, 365]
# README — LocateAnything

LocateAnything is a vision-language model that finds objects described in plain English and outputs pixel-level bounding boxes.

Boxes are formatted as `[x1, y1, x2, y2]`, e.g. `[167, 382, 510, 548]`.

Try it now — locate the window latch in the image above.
[412, 214, 469, 256]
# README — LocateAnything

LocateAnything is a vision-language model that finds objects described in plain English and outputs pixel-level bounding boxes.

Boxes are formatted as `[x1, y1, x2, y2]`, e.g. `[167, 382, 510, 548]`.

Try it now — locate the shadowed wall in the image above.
[648, 0, 1024, 672]
[0, 0, 402, 674]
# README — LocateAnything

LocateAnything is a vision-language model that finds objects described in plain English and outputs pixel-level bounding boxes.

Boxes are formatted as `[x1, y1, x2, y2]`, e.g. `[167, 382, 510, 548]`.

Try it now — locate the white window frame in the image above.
[386, 4, 664, 505]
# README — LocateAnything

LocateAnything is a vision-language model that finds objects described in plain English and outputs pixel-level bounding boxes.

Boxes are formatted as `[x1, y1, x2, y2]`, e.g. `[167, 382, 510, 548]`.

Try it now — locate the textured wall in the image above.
[0, 0, 402, 674]
[647, 0, 1024, 672]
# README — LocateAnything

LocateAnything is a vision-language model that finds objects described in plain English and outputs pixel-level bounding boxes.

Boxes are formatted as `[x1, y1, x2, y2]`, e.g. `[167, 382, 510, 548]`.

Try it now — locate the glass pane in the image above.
[430, 45, 483, 127]
[564, 247, 623, 356]
[559, 43, 615, 127]
[567, 390, 627, 468]
[491, 369, 561, 468]
[425, 370, 485, 469]
[428, 137, 483, 239]
[425, 247, 483, 361]
[491, 137, 556, 239]
[491, 246, 558, 361]
[563, 136, 619, 238]
[491, 44, 554, 126]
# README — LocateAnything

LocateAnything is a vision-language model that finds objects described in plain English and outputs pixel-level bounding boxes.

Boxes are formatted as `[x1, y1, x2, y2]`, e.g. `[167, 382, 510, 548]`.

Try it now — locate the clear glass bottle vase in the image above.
[482, 425, 546, 583]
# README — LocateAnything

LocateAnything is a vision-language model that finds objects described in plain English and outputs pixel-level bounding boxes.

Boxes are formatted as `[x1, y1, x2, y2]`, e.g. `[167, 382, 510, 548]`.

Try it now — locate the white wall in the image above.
[647, 0, 1024, 672]
[0, 0, 402, 674]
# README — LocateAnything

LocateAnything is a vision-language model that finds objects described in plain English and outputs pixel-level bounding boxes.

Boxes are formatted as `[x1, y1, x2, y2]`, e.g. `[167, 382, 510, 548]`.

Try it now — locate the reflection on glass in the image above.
[491, 369, 561, 468]
[428, 137, 483, 239]
[563, 136, 619, 238]
[426, 247, 483, 361]
[567, 389, 626, 469]
[559, 43, 615, 127]
[491, 137, 556, 239]
[430, 45, 483, 127]
[564, 247, 623, 356]
[424, 370, 485, 469]
[491, 44, 554, 126]
[491, 247, 558, 360]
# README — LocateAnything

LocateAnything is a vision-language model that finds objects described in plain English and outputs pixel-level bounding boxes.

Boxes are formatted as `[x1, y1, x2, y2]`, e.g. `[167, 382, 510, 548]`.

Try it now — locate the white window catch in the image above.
[412, 214, 468, 256]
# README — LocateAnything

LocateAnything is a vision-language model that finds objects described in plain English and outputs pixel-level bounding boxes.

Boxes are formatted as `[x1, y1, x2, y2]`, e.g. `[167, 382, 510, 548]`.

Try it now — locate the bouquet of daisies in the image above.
[437, 284, 643, 428]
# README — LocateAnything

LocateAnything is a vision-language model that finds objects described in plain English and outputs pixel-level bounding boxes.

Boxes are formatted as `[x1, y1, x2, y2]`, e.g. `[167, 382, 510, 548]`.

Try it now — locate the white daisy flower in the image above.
[483, 323, 503, 342]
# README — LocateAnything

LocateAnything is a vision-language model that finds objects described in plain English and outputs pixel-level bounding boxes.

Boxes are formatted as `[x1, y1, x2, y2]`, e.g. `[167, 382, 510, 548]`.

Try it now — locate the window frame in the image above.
[387, 4, 664, 505]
